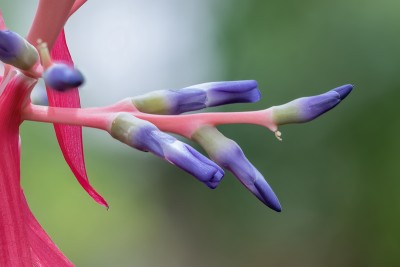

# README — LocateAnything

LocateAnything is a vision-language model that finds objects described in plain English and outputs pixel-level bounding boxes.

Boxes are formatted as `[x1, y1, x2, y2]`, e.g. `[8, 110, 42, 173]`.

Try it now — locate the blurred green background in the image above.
[2, 0, 400, 266]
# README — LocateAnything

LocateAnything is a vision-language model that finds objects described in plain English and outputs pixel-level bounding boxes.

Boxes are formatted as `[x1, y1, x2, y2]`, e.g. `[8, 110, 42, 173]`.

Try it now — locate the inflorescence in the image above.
[0, 1, 352, 266]
[0, 6, 353, 212]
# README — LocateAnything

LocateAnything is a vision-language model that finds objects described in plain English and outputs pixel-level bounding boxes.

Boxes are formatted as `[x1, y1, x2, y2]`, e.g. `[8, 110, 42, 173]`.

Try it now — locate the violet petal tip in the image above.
[254, 178, 282, 212]
[331, 84, 353, 100]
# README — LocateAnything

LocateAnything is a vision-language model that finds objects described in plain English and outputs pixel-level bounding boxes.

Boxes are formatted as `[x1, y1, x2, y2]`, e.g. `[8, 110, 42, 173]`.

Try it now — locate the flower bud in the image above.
[0, 30, 38, 70]
[132, 88, 207, 115]
[131, 80, 260, 115]
[188, 80, 261, 106]
[193, 126, 281, 212]
[110, 113, 224, 188]
[43, 63, 84, 91]
[272, 84, 353, 125]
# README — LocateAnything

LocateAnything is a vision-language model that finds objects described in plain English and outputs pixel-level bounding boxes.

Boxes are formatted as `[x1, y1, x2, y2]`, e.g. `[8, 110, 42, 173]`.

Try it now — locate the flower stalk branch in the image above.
[22, 102, 277, 138]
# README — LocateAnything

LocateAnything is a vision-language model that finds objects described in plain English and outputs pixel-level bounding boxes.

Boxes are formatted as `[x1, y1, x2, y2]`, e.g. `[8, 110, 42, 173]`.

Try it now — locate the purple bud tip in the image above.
[0, 30, 38, 70]
[180, 145, 224, 189]
[254, 177, 281, 212]
[168, 88, 207, 114]
[225, 151, 281, 212]
[162, 142, 225, 188]
[214, 140, 281, 211]
[330, 84, 353, 100]
[43, 63, 84, 91]
[0, 30, 20, 60]
[187, 80, 261, 107]
[124, 120, 224, 188]
[272, 84, 353, 125]
[192, 127, 281, 211]
[302, 84, 353, 120]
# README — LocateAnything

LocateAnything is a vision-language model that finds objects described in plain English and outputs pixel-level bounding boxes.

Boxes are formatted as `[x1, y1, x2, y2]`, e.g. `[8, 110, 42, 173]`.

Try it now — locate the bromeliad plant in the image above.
[0, 0, 352, 266]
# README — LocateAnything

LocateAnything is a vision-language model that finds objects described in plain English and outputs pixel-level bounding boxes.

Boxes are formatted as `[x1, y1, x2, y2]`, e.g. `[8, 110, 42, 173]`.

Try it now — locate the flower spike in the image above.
[193, 126, 281, 212]
[1, 1, 354, 265]
[132, 80, 260, 115]
[0, 30, 38, 70]
[110, 113, 224, 188]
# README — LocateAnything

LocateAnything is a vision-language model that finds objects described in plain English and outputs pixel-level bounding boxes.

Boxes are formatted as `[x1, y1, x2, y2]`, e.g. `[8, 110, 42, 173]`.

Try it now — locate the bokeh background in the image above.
[1, 0, 400, 266]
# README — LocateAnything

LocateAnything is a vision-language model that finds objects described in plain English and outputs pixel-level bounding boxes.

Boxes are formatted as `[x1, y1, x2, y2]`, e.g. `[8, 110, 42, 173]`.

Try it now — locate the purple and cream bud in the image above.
[0, 30, 38, 70]
[132, 88, 207, 115]
[186, 80, 261, 107]
[271, 84, 353, 125]
[131, 80, 261, 115]
[192, 126, 281, 212]
[110, 113, 224, 188]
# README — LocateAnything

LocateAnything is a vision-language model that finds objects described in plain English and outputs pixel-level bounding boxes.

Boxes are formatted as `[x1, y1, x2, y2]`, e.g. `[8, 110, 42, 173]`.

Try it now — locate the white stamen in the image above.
[36, 39, 52, 69]
[275, 130, 282, 141]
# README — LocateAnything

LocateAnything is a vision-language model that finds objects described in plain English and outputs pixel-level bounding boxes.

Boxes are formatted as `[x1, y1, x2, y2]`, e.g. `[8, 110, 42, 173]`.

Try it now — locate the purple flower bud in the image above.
[272, 84, 353, 125]
[214, 141, 281, 211]
[187, 80, 261, 107]
[169, 89, 207, 114]
[111, 114, 224, 188]
[193, 126, 281, 212]
[132, 88, 206, 115]
[0, 31, 20, 59]
[331, 84, 353, 100]
[0, 30, 38, 70]
[132, 80, 261, 115]
[43, 63, 84, 91]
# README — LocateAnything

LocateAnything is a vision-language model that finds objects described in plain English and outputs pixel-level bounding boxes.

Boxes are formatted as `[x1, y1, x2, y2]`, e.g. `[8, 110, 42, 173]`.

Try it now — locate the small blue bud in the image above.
[43, 63, 84, 91]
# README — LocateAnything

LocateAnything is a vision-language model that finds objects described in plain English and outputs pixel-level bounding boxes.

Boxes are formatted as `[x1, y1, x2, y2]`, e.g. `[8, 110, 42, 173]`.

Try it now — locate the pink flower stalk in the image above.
[0, 1, 352, 266]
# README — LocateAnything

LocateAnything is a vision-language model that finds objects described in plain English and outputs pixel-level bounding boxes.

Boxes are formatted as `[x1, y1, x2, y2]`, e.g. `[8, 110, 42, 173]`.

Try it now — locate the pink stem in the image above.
[27, 0, 75, 49]
[22, 104, 112, 130]
[69, 0, 87, 16]
[0, 9, 6, 30]
[136, 110, 277, 137]
[22, 104, 278, 138]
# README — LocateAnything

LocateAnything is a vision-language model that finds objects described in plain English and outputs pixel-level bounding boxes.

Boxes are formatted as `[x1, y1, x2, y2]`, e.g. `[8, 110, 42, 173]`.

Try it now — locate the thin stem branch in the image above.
[22, 103, 278, 139]
[135, 110, 277, 138]
[69, 0, 87, 16]
[22, 104, 111, 130]
[27, 0, 75, 49]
